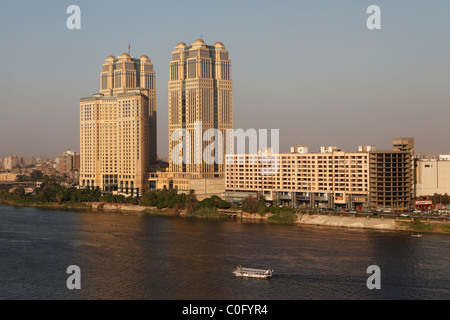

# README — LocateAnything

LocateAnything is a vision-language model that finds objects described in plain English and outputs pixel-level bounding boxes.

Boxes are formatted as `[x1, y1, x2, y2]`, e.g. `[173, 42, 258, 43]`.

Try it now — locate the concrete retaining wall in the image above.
[87, 202, 411, 232]
[296, 214, 407, 231]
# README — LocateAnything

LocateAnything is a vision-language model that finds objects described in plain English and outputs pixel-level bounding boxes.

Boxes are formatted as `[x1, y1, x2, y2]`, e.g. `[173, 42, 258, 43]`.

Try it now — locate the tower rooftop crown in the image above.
[175, 42, 187, 48]
[192, 38, 207, 48]
[119, 53, 132, 60]
[214, 41, 225, 49]
[140, 55, 151, 62]
[105, 55, 115, 63]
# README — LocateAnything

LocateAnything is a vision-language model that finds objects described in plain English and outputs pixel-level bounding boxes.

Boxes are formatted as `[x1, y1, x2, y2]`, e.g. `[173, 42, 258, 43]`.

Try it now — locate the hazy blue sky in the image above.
[1, 0, 449, 158]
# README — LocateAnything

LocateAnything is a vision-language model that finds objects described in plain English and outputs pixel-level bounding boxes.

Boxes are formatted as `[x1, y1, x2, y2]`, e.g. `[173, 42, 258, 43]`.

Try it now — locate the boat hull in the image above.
[233, 267, 273, 279]
[233, 273, 271, 279]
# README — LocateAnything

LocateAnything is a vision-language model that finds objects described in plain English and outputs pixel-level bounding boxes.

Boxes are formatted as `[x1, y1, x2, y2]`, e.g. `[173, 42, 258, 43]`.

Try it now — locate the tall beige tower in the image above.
[80, 53, 156, 197]
[168, 39, 233, 179]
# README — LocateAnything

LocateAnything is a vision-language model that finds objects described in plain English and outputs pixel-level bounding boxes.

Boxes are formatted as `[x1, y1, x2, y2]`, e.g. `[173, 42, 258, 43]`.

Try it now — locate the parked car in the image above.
[349, 211, 357, 214]
[400, 213, 409, 217]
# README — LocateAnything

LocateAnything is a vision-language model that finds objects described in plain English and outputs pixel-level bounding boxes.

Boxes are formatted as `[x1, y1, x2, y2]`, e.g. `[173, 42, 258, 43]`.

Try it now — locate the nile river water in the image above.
[0, 205, 449, 300]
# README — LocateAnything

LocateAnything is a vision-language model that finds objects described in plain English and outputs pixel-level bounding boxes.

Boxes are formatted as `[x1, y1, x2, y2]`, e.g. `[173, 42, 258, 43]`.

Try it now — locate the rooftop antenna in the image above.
[128, 44, 131, 55]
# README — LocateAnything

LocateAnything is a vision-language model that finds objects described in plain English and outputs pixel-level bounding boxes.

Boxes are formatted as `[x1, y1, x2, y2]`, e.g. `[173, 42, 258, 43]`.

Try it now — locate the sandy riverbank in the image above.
[295, 213, 407, 231]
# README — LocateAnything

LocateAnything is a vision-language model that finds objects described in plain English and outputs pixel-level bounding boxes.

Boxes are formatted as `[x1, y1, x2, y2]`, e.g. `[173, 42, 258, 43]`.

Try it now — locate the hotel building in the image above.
[225, 138, 414, 210]
[150, 39, 232, 198]
[168, 39, 232, 179]
[80, 53, 156, 197]
[225, 148, 370, 209]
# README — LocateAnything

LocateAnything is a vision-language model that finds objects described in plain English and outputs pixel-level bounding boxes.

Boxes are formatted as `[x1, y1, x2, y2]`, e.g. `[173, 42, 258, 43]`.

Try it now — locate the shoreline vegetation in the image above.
[2, 198, 449, 235]
[1, 176, 449, 234]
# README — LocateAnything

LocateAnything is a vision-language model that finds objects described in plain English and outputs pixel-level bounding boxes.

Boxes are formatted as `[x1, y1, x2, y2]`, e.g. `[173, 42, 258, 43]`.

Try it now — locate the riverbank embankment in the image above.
[296, 213, 406, 231]
[88, 202, 450, 234]
[2, 200, 449, 234]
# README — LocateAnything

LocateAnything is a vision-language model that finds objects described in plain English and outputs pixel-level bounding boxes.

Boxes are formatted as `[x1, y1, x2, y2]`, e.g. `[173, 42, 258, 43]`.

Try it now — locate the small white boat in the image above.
[233, 266, 274, 279]
[411, 234, 422, 238]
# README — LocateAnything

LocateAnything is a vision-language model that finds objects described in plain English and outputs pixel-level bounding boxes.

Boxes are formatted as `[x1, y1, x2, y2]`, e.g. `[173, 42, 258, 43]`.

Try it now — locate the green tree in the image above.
[443, 193, 450, 205]
[256, 196, 269, 216]
[29, 170, 44, 182]
[139, 188, 190, 210]
[242, 196, 258, 213]
[218, 199, 232, 209]
[11, 186, 26, 200]
[185, 190, 198, 214]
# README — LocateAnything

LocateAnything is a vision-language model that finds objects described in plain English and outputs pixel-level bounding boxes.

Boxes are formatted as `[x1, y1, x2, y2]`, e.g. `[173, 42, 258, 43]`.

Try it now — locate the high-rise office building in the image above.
[168, 39, 233, 179]
[80, 53, 156, 197]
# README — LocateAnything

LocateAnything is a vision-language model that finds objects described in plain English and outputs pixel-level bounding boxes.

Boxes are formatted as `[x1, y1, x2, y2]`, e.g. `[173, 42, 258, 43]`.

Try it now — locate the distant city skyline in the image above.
[1, 1, 450, 158]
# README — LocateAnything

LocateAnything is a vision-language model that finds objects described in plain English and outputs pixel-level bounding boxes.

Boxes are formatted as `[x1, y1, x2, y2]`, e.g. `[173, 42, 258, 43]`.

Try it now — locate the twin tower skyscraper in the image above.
[80, 39, 233, 197]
